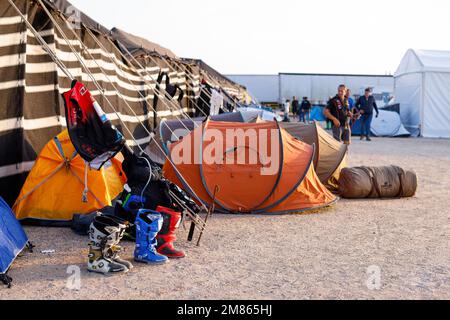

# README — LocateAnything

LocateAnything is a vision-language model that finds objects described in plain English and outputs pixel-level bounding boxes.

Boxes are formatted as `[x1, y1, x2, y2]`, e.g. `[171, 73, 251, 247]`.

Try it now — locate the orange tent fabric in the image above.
[13, 130, 126, 222]
[280, 122, 348, 191]
[163, 120, 337, 214]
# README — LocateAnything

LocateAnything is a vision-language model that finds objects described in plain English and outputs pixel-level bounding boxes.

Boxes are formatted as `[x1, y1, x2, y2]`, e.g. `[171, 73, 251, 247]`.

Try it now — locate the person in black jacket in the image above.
[355, 88, 379, 141]
[300, 97, 312, 123]
[324, 84, 353, 143]
[292, 96, 299, 120]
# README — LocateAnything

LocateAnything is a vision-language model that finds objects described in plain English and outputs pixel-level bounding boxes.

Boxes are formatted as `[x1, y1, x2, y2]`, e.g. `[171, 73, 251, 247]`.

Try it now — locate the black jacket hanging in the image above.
[153, 72, 185, 128]
[62, 80, 125, 169]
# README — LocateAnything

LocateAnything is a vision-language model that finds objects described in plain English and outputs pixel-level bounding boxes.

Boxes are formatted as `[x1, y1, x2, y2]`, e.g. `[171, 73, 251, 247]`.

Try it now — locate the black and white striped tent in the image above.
[0, 0, 248, 204]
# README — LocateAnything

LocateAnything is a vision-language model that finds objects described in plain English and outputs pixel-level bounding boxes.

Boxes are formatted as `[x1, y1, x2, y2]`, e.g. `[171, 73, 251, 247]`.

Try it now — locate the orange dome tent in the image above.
[13, 130, 126, 223]
[280, 122, 348, 191]
[163, 120, 337, 214]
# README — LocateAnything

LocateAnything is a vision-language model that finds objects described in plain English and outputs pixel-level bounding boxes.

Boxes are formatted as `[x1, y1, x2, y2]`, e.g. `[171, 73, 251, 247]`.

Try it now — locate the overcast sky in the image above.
[69, 0, 450, 75]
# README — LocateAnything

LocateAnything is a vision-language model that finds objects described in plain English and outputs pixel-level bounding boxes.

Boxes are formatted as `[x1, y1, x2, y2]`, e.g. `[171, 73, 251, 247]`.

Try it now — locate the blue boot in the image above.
[134, 209, 169, 264]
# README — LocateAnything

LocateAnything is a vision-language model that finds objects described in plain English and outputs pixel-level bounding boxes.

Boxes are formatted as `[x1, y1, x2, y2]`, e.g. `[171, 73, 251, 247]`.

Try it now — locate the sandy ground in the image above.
[2, 137, 450, 300]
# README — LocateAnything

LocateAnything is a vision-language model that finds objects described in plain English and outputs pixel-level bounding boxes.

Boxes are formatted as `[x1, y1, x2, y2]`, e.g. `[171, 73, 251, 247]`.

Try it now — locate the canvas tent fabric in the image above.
[394, 49, 450, 138]
[163, 120, 337, 214]
[110, 28, 177, 59]
[351, 110, 411, 137]
[13, 130, 126, 223]
[237, 107, 282, 122]
[108, 28, 202, 121]
[182, 58, 248, 103]
[110, 31, 247, 107]
[279, 122, 348, 190]
[145, 111, 276, 166]
[0, 0, 250, 205]
[0, 196, 29, 278]
[145, 111, 257, 165]
[110, 28, 249, 119]
[0, 0, 183, 204]
[182, 58, 240, 90]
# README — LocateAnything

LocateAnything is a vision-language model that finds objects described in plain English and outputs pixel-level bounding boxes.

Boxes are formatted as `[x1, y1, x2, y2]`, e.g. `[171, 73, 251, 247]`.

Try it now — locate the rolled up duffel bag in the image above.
[338, 166, 417, 199]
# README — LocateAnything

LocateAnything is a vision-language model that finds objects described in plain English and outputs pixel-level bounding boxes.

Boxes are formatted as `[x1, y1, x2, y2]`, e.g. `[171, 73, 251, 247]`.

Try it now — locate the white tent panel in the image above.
[395, 50, 424, 77]
[395, 49, 450, 138]
[415, 50, 450, 73]
[395, 49, 450, 77]
[423, 72, 450, 138]
[395, 72, 422, 136]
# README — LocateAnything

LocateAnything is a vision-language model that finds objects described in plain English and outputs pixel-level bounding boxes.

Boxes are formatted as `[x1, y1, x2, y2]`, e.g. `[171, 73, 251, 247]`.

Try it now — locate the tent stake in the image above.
[196, 185, 219, 246]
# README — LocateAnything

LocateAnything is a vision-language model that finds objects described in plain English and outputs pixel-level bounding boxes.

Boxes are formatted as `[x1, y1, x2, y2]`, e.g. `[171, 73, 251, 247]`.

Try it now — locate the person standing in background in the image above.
[324, 85, 353, 143]
[283, 99, 291, 122]
[355, 88, 379, 141]
[292, 96, 299, 121]
[300, 97, 312, 123]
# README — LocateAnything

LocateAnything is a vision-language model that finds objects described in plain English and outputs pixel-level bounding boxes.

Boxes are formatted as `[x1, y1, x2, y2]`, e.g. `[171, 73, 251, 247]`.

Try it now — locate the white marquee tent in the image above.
[394, 49, 450, 138]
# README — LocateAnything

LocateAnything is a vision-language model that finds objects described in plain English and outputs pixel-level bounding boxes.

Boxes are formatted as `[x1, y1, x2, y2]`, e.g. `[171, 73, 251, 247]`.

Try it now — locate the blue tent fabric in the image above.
[310, 106, 327, 122]
[351, 119, 364, 136]
[0, 196, 29, 287]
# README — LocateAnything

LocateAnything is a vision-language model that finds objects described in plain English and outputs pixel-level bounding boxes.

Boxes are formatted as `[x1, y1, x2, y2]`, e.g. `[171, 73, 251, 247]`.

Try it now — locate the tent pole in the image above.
[174, 58, 239, 112]
[111, 40, 207, 121]
[179, 60, 244, 112]
[70, 18, 195, 135]
[156, 55, 222, 114]
[31, 0, 209, 210]
[183, 60, 243, 108]
[54, 12, 187, 140]
[152, 55, 212, 117]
